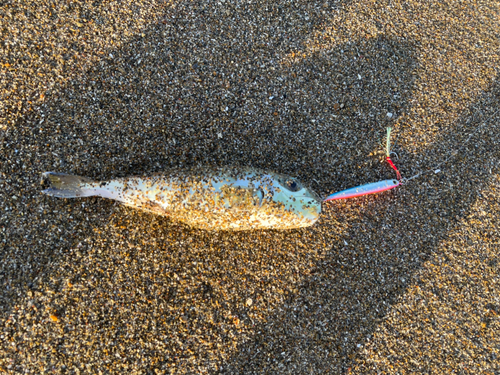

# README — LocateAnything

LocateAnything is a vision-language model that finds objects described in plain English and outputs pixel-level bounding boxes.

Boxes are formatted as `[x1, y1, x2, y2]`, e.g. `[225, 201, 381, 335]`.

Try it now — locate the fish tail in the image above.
[41, 172, 96, 198]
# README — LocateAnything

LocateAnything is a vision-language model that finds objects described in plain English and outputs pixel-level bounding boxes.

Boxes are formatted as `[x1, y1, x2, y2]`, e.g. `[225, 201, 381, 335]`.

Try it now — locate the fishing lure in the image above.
[323, 127, 402, 201]
[323, 179, 400, 201]
[41, 167, 322, 231]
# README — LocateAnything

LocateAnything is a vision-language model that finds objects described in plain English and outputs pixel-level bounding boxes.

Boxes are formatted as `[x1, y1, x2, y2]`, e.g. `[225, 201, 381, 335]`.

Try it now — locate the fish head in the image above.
[261, 173, 322, 224]
[203, 167, 323, 229]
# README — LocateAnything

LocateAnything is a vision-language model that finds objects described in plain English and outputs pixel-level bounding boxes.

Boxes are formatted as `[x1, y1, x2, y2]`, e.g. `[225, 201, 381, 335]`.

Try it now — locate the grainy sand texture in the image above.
[1, 0, 499, 373]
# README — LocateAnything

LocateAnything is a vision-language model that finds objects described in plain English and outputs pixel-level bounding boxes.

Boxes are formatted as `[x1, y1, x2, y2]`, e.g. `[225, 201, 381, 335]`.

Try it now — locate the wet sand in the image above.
[0, 0, 499, 373]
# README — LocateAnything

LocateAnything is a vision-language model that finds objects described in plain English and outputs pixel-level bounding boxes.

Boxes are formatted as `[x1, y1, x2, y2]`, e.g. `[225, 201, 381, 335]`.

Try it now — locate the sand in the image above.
[0, 0, 499, 373]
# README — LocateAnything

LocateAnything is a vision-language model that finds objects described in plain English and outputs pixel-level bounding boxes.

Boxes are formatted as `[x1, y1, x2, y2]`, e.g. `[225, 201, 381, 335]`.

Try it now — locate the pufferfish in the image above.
[41, 167, 322, 231]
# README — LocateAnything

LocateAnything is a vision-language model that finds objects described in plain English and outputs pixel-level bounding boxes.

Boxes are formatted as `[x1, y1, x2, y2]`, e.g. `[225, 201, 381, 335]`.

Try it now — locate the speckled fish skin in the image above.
[41, 167, 322, 231]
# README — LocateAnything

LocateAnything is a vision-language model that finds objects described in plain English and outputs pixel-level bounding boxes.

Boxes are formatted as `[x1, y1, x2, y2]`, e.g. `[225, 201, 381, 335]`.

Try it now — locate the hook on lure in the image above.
[385, 127, 402, 181]
[323, 127, 402, 202]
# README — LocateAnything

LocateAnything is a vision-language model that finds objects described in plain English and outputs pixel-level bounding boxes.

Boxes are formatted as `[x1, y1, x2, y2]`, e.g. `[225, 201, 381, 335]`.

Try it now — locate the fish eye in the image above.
[284, 180, 300, 192]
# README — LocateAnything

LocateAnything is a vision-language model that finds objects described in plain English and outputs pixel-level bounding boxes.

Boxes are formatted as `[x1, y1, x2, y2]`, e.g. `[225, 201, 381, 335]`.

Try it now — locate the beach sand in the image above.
[0, 0, 499, 373]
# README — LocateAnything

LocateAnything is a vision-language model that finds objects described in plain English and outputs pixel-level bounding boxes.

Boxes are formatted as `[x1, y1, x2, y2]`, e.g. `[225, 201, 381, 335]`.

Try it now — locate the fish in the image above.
[41, 167, 322, 231]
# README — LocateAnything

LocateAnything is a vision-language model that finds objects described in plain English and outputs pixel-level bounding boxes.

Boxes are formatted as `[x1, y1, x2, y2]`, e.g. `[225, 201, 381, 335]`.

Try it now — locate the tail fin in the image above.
[41, 172, 97, 198]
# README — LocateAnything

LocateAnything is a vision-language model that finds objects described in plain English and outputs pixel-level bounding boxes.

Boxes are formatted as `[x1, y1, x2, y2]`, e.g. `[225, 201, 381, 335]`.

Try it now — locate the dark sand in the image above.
[1, 0, 499, 373]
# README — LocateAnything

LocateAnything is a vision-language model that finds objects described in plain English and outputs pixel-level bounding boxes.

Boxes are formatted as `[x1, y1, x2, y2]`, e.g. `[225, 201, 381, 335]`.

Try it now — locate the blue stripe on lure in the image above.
[323, 179, 400, 201]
